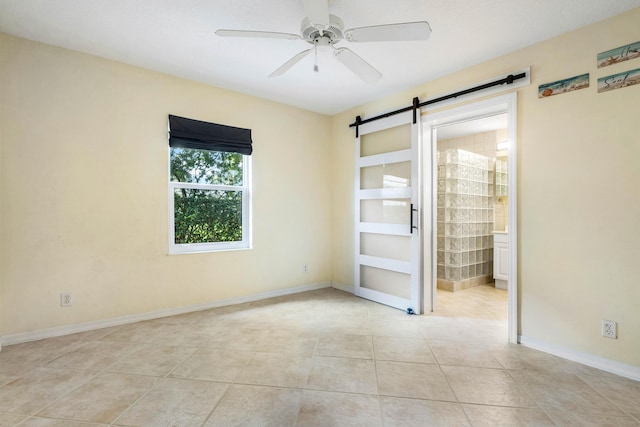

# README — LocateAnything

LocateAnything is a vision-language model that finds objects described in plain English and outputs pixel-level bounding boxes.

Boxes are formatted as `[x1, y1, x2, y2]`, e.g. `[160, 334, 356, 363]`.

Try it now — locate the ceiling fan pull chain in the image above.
[313, 44, 319, 72]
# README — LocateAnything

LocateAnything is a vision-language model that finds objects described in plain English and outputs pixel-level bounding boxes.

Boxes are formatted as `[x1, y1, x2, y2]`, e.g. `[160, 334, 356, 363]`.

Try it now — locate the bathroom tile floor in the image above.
[0, 285, 639, 426]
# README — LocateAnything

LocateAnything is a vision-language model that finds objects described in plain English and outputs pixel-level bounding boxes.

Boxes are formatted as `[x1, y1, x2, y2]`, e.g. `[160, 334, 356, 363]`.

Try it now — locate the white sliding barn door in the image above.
[354, 111, 422, 313]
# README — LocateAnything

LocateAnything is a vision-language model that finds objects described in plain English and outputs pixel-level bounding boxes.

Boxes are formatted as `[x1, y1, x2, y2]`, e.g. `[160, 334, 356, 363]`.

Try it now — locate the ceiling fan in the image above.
[215, 0, 431, 83]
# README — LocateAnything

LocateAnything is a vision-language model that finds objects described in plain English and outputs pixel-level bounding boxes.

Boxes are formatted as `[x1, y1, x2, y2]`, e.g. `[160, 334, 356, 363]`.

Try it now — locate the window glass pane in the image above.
[360, 265, 411, 299]
[360, 233, 411, 262]
[360, 199, 410, 224]
[360, 123, 410, 157]
[360, 161, 411, 190]
[170, 147, 243, 185]
[174, 188, 243, 244]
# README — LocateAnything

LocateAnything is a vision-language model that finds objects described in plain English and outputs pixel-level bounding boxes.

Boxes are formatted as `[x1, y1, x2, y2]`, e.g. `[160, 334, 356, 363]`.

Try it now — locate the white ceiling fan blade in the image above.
[302, 0, 330, 27]
[216, 29, 300, 40]
[333, 47, 382, 83]
[345, 21, 432, 42]
[269, 49, 312, 77]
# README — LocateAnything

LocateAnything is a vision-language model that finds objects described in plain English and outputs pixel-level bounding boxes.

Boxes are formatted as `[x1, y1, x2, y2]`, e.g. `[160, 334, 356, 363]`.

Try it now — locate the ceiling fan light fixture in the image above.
[313, 36, 333, 52]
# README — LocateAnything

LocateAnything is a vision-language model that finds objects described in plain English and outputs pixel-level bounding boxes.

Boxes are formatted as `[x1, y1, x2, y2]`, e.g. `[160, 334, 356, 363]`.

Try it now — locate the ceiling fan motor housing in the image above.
[301, 14, 344, 43]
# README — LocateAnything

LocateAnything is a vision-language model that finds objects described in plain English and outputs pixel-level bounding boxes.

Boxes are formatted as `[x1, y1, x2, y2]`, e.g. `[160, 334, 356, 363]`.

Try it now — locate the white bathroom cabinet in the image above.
[493, 231, 508, 289]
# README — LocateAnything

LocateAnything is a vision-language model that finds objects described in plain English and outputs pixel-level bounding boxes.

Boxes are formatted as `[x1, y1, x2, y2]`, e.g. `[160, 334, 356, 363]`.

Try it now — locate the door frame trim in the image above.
[421, 92, 518, 343]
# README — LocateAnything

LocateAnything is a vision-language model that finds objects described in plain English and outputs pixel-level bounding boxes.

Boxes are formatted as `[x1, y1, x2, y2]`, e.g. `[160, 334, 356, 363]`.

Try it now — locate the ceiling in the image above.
[1, 1, 639, 115]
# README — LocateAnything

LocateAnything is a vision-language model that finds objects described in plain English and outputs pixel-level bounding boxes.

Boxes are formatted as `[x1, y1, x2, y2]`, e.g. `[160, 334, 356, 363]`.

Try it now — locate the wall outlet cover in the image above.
[602, 319, 617, 339]
[60, 292, 72, 307]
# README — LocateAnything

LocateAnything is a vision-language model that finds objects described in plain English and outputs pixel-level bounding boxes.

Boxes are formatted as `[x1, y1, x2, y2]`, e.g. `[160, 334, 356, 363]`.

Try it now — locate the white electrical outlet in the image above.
[60, 292, 72, 307]
[602, 319, 617, 339]
[303, 264, 308, 273]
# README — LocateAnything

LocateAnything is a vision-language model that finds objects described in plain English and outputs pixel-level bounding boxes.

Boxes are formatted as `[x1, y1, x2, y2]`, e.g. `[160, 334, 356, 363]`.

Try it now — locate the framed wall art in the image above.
[538, 73, 589, 98]
[598, 41, 640, 68]
[598, 67, 640, 93]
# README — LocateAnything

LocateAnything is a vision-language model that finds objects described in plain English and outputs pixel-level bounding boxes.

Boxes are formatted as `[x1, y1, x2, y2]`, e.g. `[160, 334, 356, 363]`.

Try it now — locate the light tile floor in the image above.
[0, 285, 639, 426]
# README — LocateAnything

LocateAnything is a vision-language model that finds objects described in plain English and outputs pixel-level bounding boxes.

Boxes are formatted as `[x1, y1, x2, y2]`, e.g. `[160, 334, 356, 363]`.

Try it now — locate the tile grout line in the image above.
[55, 339, 153, 425]
[369, 308, 385, 426]
[19, 367, 103, 421]
[574, 373, 637, 419]
[199, 333, 267, 426]
[503, 368, 562, 425]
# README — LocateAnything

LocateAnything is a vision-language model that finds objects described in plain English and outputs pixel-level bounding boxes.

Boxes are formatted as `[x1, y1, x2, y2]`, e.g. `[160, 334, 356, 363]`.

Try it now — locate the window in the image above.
[168, 115, 252, 253]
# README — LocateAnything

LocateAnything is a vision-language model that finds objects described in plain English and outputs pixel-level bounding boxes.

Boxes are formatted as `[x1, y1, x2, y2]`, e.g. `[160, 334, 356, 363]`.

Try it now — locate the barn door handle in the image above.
[410, 204, 418, 234]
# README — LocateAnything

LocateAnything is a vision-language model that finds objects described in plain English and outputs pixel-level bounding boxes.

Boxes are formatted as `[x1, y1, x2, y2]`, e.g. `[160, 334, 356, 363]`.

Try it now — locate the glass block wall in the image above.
[436, 149, 494, 286]
[495, 158, 508, 196]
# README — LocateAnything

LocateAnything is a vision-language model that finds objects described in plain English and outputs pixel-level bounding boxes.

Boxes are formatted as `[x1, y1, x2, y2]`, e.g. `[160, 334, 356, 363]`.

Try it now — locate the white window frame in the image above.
[168, 148, 251, 254]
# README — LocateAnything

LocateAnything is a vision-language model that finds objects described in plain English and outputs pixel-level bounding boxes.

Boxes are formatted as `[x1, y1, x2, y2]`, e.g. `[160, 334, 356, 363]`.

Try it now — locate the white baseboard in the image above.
[0, 281, 332, 348]
[331, 281, 354, 293]
[519, 335, 640, 381]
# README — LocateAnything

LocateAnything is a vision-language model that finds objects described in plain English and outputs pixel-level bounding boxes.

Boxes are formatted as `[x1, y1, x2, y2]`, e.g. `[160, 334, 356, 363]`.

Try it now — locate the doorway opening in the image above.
[435, 114, 508, 318]
[422, 93, 518, 342]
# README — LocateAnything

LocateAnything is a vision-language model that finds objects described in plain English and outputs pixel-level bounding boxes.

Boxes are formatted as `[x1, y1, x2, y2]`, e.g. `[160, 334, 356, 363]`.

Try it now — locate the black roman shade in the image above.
[168, 115, 253, 155]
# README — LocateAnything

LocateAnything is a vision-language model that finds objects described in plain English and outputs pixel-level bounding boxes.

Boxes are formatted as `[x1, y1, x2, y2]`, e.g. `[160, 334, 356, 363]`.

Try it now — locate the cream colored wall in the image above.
[0, 34, 332, 336]
[331, 8, 640, 367]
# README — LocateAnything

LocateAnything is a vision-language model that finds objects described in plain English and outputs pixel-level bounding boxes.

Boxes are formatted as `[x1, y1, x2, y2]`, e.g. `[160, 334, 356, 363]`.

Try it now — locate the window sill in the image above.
[168, 244, 252, 255]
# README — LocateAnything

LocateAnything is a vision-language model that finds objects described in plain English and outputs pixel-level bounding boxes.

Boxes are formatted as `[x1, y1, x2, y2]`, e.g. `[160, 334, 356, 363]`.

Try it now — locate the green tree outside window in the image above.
[170, 148, 245, 244]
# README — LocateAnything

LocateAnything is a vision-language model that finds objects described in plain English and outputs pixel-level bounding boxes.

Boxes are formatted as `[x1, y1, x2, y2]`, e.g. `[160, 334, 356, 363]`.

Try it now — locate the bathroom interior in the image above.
[435, 113, 509, 295]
